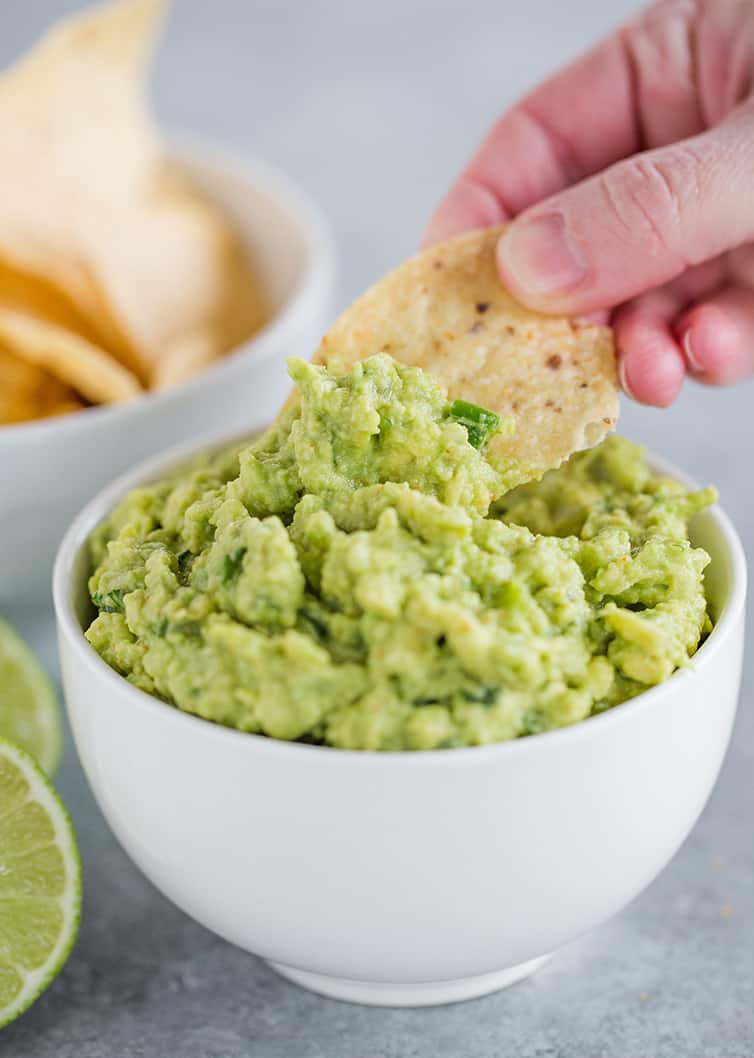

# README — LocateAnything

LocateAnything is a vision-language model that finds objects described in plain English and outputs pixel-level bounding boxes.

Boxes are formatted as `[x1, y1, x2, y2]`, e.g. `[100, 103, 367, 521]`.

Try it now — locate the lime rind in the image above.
[0, 618, 63, 776]
[0, 739, 81, 1029]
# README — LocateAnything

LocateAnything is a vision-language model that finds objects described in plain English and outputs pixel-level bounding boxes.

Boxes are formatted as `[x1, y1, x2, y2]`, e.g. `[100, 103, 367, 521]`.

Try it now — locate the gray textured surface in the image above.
[2, 1, 753, 1055]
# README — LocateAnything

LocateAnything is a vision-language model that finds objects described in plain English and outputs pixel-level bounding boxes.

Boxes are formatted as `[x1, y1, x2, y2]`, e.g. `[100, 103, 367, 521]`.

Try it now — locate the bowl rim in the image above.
[53, 429, 748, 768]
[0, 134, 336, 443]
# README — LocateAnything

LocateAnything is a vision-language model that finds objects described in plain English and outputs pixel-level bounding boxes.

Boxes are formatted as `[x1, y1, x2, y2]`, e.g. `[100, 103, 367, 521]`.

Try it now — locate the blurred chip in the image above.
[0, 309, 141, 404]
[0, 346, 85, 425]
[0, 0, 266, 424]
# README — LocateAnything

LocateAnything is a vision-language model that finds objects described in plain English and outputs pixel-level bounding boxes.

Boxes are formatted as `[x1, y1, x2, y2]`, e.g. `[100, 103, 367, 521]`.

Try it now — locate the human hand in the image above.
[425, 0, 754, 405]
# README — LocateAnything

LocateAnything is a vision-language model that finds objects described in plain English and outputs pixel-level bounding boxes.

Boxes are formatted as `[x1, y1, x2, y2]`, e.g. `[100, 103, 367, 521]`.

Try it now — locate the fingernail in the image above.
[498, 214, 587, 297]
[681, 328, 703, 372]
[618, 356, 636, 400]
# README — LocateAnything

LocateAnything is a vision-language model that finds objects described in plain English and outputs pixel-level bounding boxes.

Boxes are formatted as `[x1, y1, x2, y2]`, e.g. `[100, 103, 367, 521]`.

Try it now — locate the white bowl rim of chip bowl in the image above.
[0, 136, 336, 609]
[53, 424, 747, 1009]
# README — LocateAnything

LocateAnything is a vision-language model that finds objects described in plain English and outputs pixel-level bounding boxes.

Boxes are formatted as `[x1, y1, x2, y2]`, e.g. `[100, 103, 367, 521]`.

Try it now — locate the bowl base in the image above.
[267, 953, 551, 1007]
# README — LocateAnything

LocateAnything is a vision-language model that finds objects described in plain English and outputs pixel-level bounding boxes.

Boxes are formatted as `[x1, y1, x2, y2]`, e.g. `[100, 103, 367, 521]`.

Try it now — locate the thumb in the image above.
[496, 100, 754, 314]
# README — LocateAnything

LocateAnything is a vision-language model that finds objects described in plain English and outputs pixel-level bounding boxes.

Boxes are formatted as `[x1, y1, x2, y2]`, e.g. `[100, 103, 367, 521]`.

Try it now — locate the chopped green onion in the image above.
[449, 399, 500, 450]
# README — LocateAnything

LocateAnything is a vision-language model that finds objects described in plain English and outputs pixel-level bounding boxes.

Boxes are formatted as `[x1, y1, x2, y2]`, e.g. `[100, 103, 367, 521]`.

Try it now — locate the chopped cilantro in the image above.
[222, 546, 247, 584]
[177, 549, 193, 584]
[464, 685, 499, 706]
[299, 607, 329, 641]
[92, 588, 125, 614]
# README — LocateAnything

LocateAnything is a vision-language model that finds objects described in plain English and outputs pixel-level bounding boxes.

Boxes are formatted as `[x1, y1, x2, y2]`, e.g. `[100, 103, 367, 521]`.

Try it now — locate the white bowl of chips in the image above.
[0, 0, 335, 608]
[0, 142, 335, 608]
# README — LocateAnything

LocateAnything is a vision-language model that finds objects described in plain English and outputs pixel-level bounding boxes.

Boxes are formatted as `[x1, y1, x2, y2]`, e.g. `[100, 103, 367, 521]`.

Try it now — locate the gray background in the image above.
[2, 1, 753, 1056]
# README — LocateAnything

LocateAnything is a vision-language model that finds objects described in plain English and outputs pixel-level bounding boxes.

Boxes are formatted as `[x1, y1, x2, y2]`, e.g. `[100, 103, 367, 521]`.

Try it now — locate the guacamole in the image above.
[86, 354, 715, 750]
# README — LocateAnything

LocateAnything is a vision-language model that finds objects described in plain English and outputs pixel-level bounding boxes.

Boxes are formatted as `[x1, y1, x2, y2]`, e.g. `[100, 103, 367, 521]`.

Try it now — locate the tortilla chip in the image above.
[0, 0, 166, 375]
[33, 382, 87, 420]
[150, 330, 223, 391]
[79, 162, 268, 387]
[0, 346, 84, 424]
[0, 0, 265, 386]
[314, 226, 618, 480]
[0, 309, 142, 404]
[0, 258, 105, 342]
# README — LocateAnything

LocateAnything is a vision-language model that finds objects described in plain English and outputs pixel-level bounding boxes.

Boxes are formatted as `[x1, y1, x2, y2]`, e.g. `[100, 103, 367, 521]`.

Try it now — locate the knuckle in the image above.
[597, 150, 703, 263]
[626, 0, 698, 108]
[454, 174, 510, 226]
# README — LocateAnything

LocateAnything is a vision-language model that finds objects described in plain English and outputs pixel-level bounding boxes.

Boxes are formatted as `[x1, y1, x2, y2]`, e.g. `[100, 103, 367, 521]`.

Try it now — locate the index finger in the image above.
[423, 33, 639, 246]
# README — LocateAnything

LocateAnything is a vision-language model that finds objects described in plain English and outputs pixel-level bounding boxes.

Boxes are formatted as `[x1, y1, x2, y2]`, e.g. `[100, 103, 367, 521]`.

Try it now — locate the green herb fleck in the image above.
[222, 546, 247, 584]
[299, 607, 329, 641]
[92, 588, 125, 614]
[464, 685, 499, 706]
[449, 399, 500, 449]
[177, 550, 193, 584]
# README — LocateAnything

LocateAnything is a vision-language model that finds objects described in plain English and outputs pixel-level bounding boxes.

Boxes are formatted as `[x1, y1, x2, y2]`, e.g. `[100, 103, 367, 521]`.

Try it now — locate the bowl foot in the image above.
[267, 953, 551, 1007]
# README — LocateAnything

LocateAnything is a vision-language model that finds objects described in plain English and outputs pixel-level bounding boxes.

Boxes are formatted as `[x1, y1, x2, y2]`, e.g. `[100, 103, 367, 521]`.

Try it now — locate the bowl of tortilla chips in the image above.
[0, 0, 335, 607]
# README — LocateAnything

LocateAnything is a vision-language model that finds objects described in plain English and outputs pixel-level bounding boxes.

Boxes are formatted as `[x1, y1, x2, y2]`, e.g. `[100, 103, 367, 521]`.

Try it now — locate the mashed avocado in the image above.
[86, 354, 715, 750]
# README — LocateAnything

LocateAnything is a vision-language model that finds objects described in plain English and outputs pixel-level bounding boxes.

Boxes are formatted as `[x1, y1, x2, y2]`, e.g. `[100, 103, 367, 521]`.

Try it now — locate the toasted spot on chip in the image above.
[312, 226, 618, 483]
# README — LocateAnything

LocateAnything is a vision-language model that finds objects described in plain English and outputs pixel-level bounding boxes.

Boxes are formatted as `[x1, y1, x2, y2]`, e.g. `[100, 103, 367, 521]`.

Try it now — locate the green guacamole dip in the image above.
[86, 354, 715, 750]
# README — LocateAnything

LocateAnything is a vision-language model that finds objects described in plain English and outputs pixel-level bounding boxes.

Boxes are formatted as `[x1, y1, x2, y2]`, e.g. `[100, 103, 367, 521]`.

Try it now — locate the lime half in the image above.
[0, 618, 62, 776]
[0, 739, 81, 1027]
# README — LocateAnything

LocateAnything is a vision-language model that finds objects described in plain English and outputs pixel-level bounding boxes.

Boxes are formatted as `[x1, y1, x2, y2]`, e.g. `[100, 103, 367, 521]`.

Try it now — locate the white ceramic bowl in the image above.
[53, 438, 746, 1007]
[0, 139, 335, 610]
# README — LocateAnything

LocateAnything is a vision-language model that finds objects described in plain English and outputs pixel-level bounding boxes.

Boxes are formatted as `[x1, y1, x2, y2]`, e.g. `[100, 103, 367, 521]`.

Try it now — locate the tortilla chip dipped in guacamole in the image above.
[86, 354, 715, 751]
[312, 225, 619, 484]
